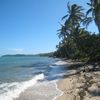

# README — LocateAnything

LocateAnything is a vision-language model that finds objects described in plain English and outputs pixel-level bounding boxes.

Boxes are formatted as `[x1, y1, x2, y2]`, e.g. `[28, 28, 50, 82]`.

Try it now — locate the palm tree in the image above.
[83, 0, 100, 34]
[62, 3, 84, 28]
[56, 3, 85, 58]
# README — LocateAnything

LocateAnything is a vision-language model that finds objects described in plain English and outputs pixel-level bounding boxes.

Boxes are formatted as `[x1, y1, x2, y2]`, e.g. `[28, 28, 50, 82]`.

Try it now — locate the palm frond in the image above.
[74, 5, 84, 11]
[58, 22, 63, 27]
[57, 29, 61, 32]
[83, 17, 93, 28]
[87, 3, 92, 6]
[67, 2, 70, 12]
[62, 15, 68, 20]
[86, 8, 92, 16]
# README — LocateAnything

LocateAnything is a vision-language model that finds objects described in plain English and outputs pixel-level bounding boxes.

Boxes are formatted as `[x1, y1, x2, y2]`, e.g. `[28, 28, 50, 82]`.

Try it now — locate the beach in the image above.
[13, 59, 100, 100]
[0, 56, 99, 100]
[14, 80, 62, 100]
[0, 56, 62, 100]
[56, 60, 100, 100]
[1, 0, 100, 100]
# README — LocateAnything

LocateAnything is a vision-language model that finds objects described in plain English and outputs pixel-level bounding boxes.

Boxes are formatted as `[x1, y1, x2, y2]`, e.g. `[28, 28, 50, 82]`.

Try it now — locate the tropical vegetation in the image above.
[54, 0, 100, 64]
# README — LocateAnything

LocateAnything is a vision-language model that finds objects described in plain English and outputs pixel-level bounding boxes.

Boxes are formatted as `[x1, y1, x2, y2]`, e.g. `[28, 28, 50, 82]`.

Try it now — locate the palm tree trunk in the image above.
[94, 4, 100, 34]
[95, 20, 100, 34]
[95, 15, 100, 34]
[97, 24, 100, 35]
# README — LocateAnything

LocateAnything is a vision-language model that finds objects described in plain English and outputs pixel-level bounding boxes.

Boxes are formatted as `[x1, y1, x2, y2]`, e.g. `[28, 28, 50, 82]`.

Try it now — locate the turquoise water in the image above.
[0, 56, 55, 82]
[0, 55, 68, 100]
[0, 56, 58, 100]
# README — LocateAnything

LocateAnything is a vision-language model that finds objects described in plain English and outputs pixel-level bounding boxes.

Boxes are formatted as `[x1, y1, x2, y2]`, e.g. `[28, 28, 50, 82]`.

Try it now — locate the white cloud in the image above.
[0, 49, 34, 56]
[12, 49, 23, 52]
[10, 48, 24, 54]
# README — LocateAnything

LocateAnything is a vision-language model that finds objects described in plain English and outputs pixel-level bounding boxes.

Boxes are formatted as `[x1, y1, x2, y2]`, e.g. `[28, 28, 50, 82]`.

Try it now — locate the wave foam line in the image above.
[0, 74, 44, 100]
[52, 80, 64, 100]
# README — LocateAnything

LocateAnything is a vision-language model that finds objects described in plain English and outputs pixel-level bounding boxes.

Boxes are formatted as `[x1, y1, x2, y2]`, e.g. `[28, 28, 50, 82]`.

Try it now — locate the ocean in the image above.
[0, 55, 63, 100]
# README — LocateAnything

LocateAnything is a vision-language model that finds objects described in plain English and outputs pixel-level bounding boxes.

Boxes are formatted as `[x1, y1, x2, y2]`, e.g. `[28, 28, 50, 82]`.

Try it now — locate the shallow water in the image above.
[0, 56, 66, 100]
[15, 80, 62, 100]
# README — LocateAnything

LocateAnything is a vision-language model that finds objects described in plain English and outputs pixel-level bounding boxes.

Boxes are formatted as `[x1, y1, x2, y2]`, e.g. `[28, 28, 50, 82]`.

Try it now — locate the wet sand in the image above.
[14, 81, 62, 100]
[14, 60, 100, 100]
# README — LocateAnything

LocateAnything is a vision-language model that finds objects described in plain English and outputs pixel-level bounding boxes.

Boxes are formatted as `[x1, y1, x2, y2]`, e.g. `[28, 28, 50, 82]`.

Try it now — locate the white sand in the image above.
[56, 60, 100, 100]
[14, 80, 62, 100]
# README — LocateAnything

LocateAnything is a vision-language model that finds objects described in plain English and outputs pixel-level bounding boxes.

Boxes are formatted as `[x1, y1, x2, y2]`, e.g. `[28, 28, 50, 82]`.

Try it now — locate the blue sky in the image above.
[0, 0, 98, 55]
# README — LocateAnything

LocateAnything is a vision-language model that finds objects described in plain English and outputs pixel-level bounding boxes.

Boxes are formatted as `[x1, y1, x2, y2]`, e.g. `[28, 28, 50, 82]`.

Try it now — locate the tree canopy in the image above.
[54, 1, 100, 63]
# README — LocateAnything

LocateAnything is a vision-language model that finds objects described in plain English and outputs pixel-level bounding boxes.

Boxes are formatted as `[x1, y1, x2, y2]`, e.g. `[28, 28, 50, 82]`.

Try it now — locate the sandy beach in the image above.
[56, 60, 100, 100]
[12, 60, 100, 100]
[14, 80, 62, 100]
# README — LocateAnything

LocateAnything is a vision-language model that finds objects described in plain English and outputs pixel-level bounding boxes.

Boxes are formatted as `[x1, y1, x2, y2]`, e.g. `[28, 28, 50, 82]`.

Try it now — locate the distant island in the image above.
[1, 54, 35, 57]
[1, 52, 54, 58]
[37, 52, 54, 57]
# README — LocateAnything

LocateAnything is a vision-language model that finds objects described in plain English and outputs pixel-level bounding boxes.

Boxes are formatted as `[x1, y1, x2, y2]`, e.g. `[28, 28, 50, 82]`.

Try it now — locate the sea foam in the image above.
[0, 74, 44, 100]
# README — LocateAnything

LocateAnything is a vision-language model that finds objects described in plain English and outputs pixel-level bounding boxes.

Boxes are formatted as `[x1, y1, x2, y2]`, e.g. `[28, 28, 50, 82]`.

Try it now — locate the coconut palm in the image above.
[62, 2, 84, 28]
[56, 3, 85, 58]
[83, 0, 100, 34]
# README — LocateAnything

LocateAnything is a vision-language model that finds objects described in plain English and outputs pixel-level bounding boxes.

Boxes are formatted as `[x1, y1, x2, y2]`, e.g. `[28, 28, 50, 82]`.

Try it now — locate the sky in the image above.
[0, 0, 98, 55]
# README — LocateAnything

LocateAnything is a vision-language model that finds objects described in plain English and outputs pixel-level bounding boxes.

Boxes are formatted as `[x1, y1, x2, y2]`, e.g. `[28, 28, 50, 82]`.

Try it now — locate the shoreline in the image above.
[5, 59, 99, 100]
[53, 80, 64, 100]
[55, 60, 77, 100]
[55, 60, 100, 100]
[14, 59, 68, 100]
[14, 80, 62, 100]
[56, 74, 79, 100]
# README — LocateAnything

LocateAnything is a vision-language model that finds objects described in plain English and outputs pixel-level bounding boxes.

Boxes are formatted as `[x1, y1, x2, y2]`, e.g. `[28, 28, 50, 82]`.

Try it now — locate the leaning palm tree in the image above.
[59, 3, 85, 45]
[61, 3, 85, 49]
[83, 0, 100, 34]
[62, 2, 84, 28]
[56, 3, 85, 58]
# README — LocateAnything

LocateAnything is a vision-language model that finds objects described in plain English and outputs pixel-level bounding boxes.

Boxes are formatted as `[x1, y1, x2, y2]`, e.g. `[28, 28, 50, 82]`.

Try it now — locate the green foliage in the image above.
[83, 0, 100, 34]
[54, 2, 100, 62]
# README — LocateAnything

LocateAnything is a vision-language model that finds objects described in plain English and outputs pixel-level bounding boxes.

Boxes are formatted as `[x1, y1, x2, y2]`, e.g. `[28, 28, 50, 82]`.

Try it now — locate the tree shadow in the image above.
[88, 89, 100, 96]
[44, 63, 84, 81]
[44, 62, 100, 81]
